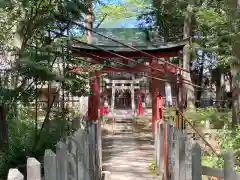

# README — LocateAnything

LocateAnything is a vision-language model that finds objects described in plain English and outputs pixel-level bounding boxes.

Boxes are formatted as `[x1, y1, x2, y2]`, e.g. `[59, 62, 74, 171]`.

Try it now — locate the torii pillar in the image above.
[151, 59, 160, 136]
[88, 71, 100, 121]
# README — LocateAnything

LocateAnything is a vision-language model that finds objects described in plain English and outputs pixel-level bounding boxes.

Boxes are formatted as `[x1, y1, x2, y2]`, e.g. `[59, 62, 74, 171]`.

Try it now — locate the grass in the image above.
[148, 160, 156, 175]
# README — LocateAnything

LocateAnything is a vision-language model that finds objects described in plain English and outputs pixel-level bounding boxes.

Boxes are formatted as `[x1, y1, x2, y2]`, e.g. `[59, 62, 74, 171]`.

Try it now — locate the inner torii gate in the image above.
[72, 28, 186, 135]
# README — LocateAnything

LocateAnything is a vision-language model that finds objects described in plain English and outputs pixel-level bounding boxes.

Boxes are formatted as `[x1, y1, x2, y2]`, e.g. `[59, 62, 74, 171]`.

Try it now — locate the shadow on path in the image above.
[102, 134, 157, 180]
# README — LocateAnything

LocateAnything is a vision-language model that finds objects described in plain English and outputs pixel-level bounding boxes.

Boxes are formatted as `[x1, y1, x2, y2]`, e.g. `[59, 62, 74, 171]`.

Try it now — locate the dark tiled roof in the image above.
[72, 28, 187, 51]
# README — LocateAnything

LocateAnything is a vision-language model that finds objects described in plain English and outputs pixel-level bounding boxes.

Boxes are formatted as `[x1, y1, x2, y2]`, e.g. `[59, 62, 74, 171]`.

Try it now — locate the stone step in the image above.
[114, 117, 134, 120]
[114, 122, 133, 127]
[114, 127, 133, 131]
[117, 123, 132, 126]
[116, 124, 132, 126]
[114, 126, 132, 129]
[114, 122, 132, 126]
[114, 128, 133, 132]
[114, 119, 133, 123]
[114, 127, 133, 130]
[113, 131, 133, 135]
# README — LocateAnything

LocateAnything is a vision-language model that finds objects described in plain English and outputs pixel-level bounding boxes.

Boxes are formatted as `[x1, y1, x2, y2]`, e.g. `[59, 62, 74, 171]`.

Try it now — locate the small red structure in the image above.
[137, 95, 143, 116]
[72, 28, 186, 135]
[99, 96, 109, 117]
[136, 90, 145, 117]
[99, 106, 108, 116]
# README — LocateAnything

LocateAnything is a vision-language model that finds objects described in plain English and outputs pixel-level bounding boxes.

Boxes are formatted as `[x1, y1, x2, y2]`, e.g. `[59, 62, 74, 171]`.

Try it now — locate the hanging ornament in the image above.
[71, 66, 83, 73]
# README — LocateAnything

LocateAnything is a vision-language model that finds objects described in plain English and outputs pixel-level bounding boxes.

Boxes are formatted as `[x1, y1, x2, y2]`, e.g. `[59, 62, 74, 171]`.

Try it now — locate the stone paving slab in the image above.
[102, 134, 157, 180]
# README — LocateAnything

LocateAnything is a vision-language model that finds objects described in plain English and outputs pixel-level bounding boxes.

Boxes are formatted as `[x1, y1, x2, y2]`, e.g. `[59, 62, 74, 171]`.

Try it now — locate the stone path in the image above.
[102, 135, 157, 180]
[102, 109, 157, 180]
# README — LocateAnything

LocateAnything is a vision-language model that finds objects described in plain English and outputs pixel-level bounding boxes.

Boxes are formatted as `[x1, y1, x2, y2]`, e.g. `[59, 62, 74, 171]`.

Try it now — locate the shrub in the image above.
[202, 126, 240, 173]
[165, 107, 231, 129]
[185, 107, 231, 128]
[0, 105, 69, 179]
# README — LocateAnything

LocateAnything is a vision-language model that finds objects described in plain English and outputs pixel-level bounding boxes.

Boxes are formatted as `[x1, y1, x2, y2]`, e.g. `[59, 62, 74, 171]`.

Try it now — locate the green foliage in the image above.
[0, 0, 97, 104]
[136, 0, 186, 41]
[165, 107, 231, 129]
[185, 107, 231, 128]
[63, 71, 89, 96]
[147, 160, 156, 175]
[195, 1, 240, 67]
[0, 105, 69, 179]
[20, 57, 58, 81]
[96, 0, 148, 23]
[202, 126, 240, 173]
[202, 155, 223, 168]
[131, 0, 240, 70]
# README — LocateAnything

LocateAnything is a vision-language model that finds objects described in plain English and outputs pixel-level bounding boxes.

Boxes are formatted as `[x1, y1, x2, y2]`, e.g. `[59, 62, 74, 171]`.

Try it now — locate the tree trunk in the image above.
[183, 45, 195, 110]
[85, 0, 93, 43]
[231, 0, 240, 128]
[231, 65, 240, 127]
[216, 74, 225, 107]
[182, 0, 195, 111]
[0, 106, 8, 149]
[196, 54, 204, 107]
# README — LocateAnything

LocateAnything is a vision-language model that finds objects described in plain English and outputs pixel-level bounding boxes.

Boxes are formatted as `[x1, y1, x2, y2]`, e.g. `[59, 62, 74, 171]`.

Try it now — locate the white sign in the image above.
[165, 82, 172, 106]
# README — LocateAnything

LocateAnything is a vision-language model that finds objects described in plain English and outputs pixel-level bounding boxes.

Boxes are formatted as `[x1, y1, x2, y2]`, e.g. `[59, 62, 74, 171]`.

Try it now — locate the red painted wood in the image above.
[157, 95, 163, 119]
[151, 59, 160, 136]
[88, 71, 100, 121]
[137, 96, 143, 117]
[72, 50, 180, 58]
[74, 52, 177, 73]
[89, 63, 176, 73]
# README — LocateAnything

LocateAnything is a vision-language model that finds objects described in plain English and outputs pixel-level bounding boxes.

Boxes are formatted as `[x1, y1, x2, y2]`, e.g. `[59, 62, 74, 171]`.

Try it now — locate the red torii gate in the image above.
[71, 28, 186, 135]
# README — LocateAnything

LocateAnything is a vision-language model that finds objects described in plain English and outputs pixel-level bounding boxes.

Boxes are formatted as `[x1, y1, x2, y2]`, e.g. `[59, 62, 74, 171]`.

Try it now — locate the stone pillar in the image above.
[111, 83, 115, 113]
[176, 73, 184, 129]
[88, 71, 100, 121]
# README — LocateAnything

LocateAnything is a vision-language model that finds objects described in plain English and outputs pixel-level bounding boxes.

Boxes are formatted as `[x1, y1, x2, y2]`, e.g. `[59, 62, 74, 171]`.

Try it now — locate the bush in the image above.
[0, 105, 69, 179]
[165, 107, 231, 129]
[185, 107, 231, 128]
[202, 126, 240, 173]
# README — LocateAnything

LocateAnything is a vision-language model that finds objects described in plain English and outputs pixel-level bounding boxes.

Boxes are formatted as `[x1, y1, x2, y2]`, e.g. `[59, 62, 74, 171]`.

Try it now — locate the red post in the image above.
[137, 95, 143, 116]
[151, 59, 160, 136]
[157, 95, 163, 119]
[88, 71, 100, 121]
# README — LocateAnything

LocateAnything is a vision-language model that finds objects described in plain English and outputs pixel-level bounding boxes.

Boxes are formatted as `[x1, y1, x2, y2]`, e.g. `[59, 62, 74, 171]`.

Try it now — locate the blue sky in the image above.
[99, 17, 138, 28]
[95, 0, 139, 28]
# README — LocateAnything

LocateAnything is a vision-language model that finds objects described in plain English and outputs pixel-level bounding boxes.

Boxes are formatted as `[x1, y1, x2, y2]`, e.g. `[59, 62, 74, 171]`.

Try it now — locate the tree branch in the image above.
[95, 13, 107, 28]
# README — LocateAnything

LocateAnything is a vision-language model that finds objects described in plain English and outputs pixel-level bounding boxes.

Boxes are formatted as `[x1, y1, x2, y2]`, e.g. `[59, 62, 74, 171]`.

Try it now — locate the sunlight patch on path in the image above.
[102, 134, 157, 180]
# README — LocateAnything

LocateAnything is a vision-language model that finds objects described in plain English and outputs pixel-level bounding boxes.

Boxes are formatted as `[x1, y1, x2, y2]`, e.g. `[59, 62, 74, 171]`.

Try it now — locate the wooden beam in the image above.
[100, 64, 176, 73]
[104, 78, 145, 84]
[77, 54, 177, 73]
[72, 50, 180, 58]
[106, 86, 140, 89]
